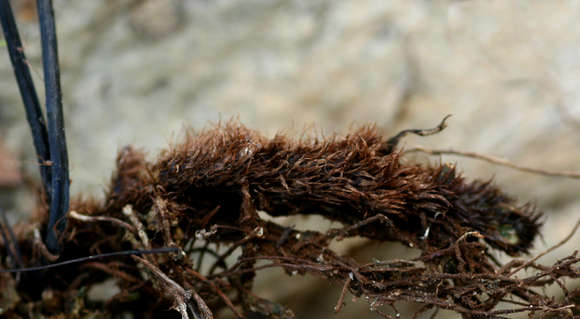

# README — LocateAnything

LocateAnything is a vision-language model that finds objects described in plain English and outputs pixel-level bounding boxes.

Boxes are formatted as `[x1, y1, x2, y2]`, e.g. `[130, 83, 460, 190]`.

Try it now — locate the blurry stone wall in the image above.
[1, 0, 579, 318]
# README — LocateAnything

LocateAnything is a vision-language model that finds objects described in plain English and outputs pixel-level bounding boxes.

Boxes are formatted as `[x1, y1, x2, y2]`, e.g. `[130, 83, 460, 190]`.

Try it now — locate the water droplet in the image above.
[422, 226, 431, 239]
[369, 297, 379, 311]
[255, 227, 264, 238]
[316, 253, 325, 263]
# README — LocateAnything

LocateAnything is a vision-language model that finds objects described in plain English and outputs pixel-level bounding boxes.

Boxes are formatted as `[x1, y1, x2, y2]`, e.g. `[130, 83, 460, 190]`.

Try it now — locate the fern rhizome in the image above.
[5, 119, 578, 319]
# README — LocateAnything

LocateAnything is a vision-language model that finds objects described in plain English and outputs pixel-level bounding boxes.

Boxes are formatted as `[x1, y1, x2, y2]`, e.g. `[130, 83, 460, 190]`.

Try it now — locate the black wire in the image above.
[0, 0, 52, 198]
[0, 247, 179, 273]
[36, 0, 69, 255]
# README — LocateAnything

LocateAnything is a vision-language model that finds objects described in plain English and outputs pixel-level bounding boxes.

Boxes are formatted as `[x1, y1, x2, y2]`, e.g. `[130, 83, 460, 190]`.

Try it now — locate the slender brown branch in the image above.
[123, 205, 150, 250]
[33, 228, 59, 262]
[70, 210, 136, 233]
[183, 267, 244, 319]
[134, 255, 213, 319]
[83, 261, 141, 283]
[383, 115, 451, 154]
[507, 219, 580, 277]
[334, 276, 352, 313]
[405, 147, 580, 179]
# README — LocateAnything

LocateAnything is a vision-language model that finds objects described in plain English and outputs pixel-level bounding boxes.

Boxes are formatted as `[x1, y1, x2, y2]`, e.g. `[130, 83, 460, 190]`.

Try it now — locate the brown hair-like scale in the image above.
[87, 121, 541, 256]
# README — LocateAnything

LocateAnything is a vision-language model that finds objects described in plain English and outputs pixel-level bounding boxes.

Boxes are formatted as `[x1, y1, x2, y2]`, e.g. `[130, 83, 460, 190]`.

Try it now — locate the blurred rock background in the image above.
[0, 0, 579, 318]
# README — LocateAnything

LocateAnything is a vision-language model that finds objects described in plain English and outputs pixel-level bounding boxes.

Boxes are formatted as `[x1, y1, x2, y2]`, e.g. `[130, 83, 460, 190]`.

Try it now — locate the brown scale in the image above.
[92, 119, 540, 256]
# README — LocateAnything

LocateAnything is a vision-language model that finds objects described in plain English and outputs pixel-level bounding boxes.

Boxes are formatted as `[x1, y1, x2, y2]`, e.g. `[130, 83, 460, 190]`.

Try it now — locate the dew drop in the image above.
[255, 226, 264, 238]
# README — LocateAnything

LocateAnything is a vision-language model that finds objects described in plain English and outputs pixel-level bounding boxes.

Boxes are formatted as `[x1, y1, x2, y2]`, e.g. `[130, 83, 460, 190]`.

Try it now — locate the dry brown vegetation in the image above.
[1, 119, 578, 318]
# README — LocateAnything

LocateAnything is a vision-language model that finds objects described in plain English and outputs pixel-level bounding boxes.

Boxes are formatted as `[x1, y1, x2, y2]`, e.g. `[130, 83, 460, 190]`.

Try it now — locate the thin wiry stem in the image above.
[37, 0, 70, 255]
[382, 114, 451, 154]
[0, 210, 23, 268]
[507, 219, 580, 277]
[0, 0, 52, 198]
[0, 247, 178, 273]
[405, 147, 580, 179]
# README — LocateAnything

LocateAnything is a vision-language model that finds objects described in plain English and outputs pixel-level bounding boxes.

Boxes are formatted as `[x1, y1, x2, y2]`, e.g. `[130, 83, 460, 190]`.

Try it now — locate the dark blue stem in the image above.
[37, 0, 69, 255]
[0, 0, 52, 199]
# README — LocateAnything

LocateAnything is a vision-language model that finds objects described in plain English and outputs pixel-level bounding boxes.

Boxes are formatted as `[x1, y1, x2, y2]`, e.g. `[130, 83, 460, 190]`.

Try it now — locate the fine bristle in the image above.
[80, 121, 541, 255]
